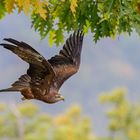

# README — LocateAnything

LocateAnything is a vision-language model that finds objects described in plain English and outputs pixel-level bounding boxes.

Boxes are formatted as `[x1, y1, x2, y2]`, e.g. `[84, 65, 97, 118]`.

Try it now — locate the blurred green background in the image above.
[1, 88, 140, 140]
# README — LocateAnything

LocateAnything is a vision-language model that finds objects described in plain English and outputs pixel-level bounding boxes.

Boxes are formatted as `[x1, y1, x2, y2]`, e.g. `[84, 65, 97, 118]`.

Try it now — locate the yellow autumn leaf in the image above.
[15, 0, 24, 7]
[15, 0, 23, 13]
[23, 0, 30, 16]
[70, 0, 78, 16]
[32, 0, 47, 19]
[4, 0, 15, 13]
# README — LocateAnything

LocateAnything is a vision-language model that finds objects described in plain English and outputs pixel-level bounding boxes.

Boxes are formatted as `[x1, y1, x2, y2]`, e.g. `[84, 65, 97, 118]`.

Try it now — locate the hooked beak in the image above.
[60, 95, 65, 101]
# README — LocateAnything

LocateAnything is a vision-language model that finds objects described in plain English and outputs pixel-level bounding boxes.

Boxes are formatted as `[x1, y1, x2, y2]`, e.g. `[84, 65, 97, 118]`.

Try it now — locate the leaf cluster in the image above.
[1, 0, 140, 46]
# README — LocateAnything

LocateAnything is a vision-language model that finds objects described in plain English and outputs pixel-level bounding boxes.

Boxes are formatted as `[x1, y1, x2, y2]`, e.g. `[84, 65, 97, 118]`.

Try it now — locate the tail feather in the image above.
[0, 74, 31, 93]
[0, 87, 21, 92]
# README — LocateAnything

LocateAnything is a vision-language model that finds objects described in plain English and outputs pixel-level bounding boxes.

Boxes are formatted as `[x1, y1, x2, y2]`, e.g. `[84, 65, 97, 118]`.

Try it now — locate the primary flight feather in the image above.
[0, 30, 84, 104]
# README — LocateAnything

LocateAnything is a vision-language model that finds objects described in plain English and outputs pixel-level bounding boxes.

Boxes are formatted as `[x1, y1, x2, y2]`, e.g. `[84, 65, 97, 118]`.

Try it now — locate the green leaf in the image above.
[48, 29, 56, 46]
[0, 0, 5, 19]
[83, 20, 91, 33]
[55, 29, 64, 46]
[107, 0, 115, 13]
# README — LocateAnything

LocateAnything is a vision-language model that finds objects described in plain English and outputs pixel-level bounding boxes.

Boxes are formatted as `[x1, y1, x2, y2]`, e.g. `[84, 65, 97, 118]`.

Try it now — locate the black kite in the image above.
[0, 30, 84, 104]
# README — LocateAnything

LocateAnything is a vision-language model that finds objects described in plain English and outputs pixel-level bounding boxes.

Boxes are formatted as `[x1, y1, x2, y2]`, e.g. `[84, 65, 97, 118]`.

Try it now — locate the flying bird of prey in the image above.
[0, 30, 84, 104]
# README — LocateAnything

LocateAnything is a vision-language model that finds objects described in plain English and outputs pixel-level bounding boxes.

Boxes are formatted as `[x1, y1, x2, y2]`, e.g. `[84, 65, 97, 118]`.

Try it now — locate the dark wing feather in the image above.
[0, 38, 55, 86]
[48, 30, 84, 88]
[0, 38, 44, 67]
[0, 38, 54, 70]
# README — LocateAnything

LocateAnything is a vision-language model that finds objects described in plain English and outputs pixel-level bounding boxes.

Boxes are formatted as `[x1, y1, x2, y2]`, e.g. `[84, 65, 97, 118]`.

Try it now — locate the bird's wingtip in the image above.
[0, 43, 5, 46]
[3, 38, 10, 41]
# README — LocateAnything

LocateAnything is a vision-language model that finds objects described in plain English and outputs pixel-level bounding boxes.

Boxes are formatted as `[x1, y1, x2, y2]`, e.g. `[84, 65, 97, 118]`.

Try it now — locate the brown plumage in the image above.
[0, 30, 84, 104]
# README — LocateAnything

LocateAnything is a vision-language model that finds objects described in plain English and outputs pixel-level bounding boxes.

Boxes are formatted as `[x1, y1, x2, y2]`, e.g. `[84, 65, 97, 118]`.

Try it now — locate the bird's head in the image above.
[44, 92, 65, 104]
[54, 93, 65, 103]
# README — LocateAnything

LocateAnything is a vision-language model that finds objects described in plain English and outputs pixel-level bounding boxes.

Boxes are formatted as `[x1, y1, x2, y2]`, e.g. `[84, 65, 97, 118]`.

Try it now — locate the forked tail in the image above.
[0, 87, 20, 92]
[0, 74, 31, 92]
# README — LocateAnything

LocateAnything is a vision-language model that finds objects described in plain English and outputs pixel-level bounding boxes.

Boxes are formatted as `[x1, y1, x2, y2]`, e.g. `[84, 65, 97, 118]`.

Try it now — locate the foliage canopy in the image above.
[1, 0, 140, 45]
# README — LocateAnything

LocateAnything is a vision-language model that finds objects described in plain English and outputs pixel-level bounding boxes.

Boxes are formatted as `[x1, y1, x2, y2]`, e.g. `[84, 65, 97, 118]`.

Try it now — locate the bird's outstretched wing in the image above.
[0, 39, 55, 86]
[0, 38, 54, 71]
[48, 30, 84, 88]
